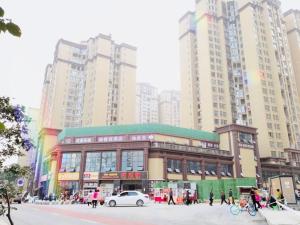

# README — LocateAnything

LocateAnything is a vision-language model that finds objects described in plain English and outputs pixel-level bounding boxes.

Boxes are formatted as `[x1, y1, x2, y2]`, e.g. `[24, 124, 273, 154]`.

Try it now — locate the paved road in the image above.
[0, 203, 268, 225]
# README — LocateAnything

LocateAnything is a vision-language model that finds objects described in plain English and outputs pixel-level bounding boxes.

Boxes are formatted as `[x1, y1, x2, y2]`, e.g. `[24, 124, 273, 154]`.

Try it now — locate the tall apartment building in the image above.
[159, 90, 180, 126]
[284, 10, 300, 106]
[136, 83, 159, 124]
[40, 34, 136, 129]
[180, 0, 300, 158]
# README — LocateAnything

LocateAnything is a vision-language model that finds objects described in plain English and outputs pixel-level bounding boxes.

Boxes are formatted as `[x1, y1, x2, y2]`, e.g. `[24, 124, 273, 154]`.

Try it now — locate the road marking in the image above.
[79, 219, 98, 224]
[51, 212, 60, 216]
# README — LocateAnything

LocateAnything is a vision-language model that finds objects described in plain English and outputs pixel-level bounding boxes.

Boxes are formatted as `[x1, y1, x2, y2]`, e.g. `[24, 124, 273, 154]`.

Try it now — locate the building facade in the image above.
[284, 10, 300, 106]
[34, 123, 275, 197]
[136, 83, 159, 124]
[159, 90, 180, 127]
[40, 34, 136, 129]
[179, 0, 300, 159]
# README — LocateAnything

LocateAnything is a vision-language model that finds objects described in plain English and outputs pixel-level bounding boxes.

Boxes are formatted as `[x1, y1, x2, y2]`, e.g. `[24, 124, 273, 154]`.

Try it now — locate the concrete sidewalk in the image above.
[259, 208, 300, 225]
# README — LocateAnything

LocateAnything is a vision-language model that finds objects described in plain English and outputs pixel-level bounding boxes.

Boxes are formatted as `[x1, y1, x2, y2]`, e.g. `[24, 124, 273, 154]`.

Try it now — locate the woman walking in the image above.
[92, 189, 99, 208]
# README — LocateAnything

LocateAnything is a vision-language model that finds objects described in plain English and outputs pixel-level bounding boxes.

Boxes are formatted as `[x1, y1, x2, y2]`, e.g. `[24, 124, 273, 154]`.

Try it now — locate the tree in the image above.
[0, 6, 21, 37]
[0, 97, 33, 168]
[0, 164, 31, 225]
[0, 97, 33, 225]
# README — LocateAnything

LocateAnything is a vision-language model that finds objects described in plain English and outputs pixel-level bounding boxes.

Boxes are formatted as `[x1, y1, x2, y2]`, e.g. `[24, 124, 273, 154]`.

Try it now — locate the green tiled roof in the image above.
[58, 124, 219, 142]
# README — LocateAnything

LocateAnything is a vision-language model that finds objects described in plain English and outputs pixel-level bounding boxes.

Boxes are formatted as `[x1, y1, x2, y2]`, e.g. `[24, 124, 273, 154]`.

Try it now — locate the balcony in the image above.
[150, 142, 231, 157]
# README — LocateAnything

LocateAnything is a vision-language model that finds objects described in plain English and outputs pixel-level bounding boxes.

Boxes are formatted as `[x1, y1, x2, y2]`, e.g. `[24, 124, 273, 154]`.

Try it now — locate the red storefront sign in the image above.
[99, 172, 147, 180]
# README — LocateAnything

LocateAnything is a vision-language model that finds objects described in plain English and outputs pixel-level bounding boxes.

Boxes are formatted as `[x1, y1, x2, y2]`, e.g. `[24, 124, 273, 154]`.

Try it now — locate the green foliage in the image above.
[5, 22, 21, 37]
[0, 7, 4, 17]
[0, 6, 21, 37]
[0, 97, 34, 168]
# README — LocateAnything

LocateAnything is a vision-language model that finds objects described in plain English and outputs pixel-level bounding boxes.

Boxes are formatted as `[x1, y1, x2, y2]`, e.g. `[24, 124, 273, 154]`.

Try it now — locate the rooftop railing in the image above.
[150, 142, 231, 157]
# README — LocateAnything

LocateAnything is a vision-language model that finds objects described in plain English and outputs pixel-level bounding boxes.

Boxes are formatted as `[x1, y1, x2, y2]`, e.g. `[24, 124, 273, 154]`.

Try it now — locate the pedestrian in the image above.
[185, 190, 191, 205]
[112, 189, 117, 196]
[228, 188, 235, 205]
[92, 189, 99, 208]
[168, 188, 176, 205]
[254, 189, 262, 209]
[276, 189, 285, 205]
[250, 187, 261, 211]
[209, 190, 214, 206]
[220, 191, 228, 205]
[193, 190, 198, 204]
[87, 190, 93, 206]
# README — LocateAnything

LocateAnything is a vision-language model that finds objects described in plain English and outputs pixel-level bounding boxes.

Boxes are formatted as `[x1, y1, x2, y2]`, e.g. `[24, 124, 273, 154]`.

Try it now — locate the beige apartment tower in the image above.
[159, 90, 180, 127]
[180, 0, 300, 158]
[284, 10, 300, 106]
[40, 34, 136, 129]
[136, 83, 159, 124]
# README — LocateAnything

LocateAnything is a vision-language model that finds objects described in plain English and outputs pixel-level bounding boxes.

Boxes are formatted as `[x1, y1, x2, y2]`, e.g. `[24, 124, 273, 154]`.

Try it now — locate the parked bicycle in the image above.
[230, 198, 256, 216]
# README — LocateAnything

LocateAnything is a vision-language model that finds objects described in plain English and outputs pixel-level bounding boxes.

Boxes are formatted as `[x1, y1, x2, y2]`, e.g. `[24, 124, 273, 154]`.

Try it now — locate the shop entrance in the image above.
[122, 181, 143, 192]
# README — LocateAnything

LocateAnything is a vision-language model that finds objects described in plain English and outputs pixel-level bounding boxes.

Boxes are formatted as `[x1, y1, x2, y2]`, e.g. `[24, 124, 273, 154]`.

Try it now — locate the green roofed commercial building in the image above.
[35, 123, 299, 201]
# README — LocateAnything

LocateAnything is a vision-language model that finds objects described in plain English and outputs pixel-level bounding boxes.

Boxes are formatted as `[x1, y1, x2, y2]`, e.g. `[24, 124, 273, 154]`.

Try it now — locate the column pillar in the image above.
[116, 149, 122, 171]
[79, 150, 86, 190]
[163, 156, 167, 180]
[183, 158, 187, 181]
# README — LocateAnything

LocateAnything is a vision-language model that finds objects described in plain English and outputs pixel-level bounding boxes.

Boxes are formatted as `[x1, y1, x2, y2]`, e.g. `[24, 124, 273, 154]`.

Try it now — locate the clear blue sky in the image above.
[0, 0, 299, 108]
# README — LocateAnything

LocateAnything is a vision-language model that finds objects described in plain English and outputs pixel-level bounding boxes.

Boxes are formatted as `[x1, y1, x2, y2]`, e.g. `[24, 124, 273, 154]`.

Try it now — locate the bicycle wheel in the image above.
[247, 204, 256, 216]
[230, 205, 241, 215]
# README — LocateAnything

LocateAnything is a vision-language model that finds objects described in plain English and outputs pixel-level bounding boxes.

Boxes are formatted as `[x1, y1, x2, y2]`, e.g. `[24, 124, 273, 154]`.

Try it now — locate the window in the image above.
[121, 151, 144, 171]
[205, 163, 217, 175]
[167, 159, 181, 173]
[85, 152, 101, 172]
[61, 153, 81, 172]
[187, 161, 201, 174]
[101, 151, 116, 172]
[128, 192, 138, 196]
[221, 164, 233, 177]
[120, 192, 128, 197]
[239, 132, 253, 144]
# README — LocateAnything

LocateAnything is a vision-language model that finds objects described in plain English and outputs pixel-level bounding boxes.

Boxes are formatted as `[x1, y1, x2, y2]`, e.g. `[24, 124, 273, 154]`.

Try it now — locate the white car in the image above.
[105, 191, 149, 207]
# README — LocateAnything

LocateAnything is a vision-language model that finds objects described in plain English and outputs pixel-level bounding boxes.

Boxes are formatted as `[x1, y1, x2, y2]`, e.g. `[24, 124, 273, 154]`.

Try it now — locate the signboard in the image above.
[101, 172, 120, 180]
[83, 172, 99, 181]
[99, 172, 148, 180]
[239, 143, 254, 149]
[58, 172, 80, 181]
[17, 178, 24, 187]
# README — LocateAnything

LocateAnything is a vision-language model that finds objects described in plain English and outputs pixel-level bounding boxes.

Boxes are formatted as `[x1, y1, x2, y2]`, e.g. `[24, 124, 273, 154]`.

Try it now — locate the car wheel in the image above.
[109, 200, 116, 207]
[136, 200, 144, 207]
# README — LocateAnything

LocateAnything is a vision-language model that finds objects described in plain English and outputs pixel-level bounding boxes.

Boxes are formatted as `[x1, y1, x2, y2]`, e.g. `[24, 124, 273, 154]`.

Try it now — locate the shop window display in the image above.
[101, 151, 116, 172]
[121, 150, 144, 171]
[85, 152, 101, 172]
[60, 153, 81, 172]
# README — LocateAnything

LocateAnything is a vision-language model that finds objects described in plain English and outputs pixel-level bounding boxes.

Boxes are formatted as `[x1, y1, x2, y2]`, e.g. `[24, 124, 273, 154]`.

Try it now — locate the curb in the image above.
[258, 209, 271, 225]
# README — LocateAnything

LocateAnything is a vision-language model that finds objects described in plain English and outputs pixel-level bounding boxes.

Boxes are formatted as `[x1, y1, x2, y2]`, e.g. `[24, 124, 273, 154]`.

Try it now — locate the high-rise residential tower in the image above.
[284, 10, 300, 106]
[159, 90, 180, 127]
[40, 34, 136, 129]
[136, 83, 159, 124]
[180, 0, 300, 158]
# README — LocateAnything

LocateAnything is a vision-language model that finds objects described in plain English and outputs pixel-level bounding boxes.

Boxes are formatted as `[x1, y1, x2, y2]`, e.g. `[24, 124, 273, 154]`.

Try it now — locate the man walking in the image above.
[228, 188, 234, 204]
[209, 190, 214, 206]
[220, 191, 228, 205]
[168, 188, 176, 205]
